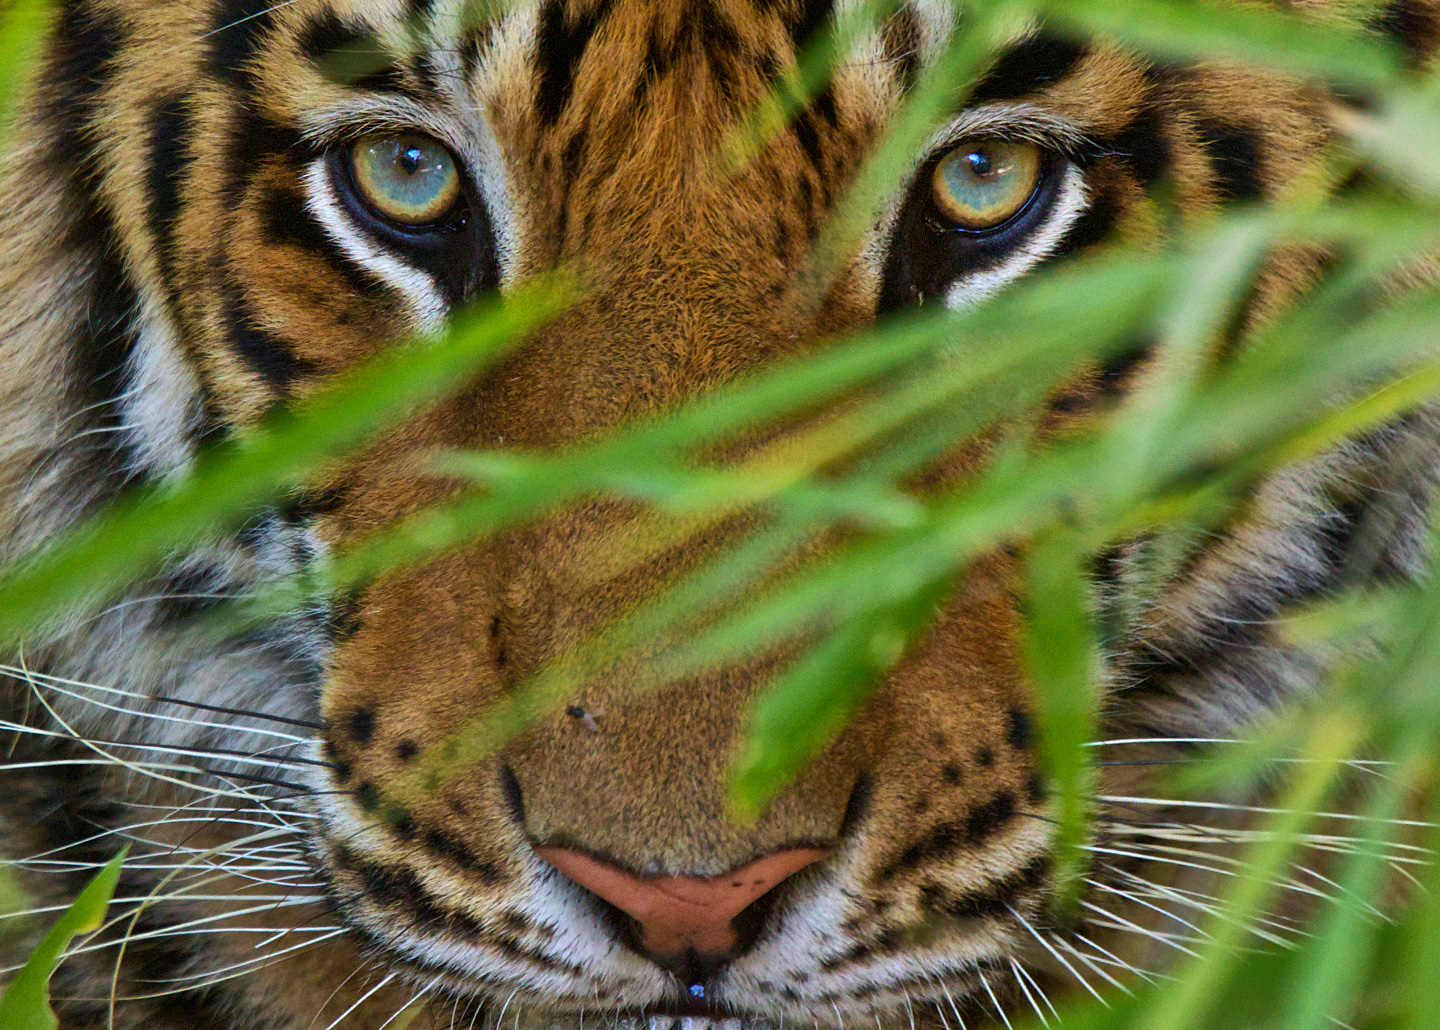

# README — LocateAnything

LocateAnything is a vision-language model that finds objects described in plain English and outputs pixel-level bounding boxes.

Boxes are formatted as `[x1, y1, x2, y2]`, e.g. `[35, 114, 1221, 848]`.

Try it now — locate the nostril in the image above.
[536, 846, 827, 963]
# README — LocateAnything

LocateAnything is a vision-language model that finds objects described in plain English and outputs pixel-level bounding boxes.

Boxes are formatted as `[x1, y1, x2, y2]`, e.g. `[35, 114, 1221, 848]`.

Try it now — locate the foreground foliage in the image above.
[2, 0, 1440, 1026]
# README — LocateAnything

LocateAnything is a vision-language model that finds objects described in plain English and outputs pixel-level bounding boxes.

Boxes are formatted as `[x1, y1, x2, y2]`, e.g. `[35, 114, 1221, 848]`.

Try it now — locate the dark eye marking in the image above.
[970, 32, 1088, 104]
[221, 284, 316, 391]
[534, 0, 615, 126]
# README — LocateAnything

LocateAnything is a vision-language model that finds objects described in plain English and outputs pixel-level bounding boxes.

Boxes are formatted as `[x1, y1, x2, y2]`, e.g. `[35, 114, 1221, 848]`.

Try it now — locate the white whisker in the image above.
[320, 970, 400, 1030]
[1006, 906, 1105, 1004]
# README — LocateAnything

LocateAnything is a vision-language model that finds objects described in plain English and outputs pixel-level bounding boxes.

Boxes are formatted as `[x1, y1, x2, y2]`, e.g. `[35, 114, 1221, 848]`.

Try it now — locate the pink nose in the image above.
[536, 846, 828, 959]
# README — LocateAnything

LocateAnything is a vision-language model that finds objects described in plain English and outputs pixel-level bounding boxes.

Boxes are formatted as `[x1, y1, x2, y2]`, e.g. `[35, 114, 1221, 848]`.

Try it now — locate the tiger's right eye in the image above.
[349, 133, 461, 227]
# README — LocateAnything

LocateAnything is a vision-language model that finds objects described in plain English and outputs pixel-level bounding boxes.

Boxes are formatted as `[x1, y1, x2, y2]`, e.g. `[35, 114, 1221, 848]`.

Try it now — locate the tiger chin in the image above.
[2, 1, 1439, 1028]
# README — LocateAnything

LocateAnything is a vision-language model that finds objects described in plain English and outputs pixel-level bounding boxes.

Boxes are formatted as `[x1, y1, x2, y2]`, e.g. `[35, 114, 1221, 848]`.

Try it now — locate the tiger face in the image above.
[3, 1, 1439, 1028]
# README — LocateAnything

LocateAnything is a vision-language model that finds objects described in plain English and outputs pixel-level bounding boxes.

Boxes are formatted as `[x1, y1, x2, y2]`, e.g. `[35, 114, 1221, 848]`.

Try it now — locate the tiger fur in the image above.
[2, 1, 1440, 1028]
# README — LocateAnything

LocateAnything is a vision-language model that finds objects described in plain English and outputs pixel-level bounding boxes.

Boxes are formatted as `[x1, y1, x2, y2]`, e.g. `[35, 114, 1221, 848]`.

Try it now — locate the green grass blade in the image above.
[1022, 529, 1100, 911]
[0, 0, 49, 136]
[0, 281, 571, 644]
[1042, 0, 1402, 88]
[0, 849, 126, 1030]
[728, 573, 958, 822]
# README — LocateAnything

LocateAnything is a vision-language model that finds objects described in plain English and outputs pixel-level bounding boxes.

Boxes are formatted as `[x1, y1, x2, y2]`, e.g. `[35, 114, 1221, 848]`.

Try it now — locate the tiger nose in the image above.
[536, 846, 828, 960]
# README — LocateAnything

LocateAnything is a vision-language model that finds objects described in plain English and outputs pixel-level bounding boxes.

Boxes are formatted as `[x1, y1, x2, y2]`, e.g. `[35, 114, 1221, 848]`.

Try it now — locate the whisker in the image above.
[110, 929, 351, 998]
[17, 674, 311, 746]
[377, 979, 442, 1030]
[1062, 927, 1158, 985]
[1006, 958, 1051, 1027]
[1085, 878, 1230, 946]
[1077, 899, 1204, 959]
[1005, 907, 1105, 1004]
[1046, 934, 1133, 994]
[937, 981, 968, 1030]
[975, 968, 1014, 1030]
[0, 663, 324, 731]
[1107, 867, 1303, 942]
[5, 699, 309, 807]
[1095, 794, 1435, 828]
[318, 967, 396, 1030]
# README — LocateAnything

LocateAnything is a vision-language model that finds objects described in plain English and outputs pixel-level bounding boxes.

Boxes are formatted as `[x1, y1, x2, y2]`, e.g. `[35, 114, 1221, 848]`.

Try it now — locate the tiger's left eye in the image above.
[931, 138, 1043, 232]
[350, 133, 461, 226]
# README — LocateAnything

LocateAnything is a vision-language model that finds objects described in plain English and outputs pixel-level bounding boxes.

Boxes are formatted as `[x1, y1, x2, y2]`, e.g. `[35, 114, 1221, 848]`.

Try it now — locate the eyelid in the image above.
[916, 106, 1092, 170]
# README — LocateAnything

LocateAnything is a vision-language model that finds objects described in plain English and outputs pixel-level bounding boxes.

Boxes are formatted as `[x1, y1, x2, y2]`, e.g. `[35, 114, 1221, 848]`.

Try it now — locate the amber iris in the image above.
[931, 138, 1043, 231]
[350, 133, 461, 226]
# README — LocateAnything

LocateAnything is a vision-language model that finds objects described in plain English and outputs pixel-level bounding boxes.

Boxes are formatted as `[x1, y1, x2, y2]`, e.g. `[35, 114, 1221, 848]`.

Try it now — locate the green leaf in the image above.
[1042, 0, 1402, 88]
[0, 850, 126, 1030]
[727, 573, 958, 822]
[1022, 530, 1101, 911]
[0, 281, 572, 644]
[0, 0, 49, 136]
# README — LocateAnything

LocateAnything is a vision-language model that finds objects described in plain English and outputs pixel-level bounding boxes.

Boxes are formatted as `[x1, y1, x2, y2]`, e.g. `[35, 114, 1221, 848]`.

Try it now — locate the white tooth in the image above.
[648, 1018, 679, 1030]
[720, 1021, 743, 1030]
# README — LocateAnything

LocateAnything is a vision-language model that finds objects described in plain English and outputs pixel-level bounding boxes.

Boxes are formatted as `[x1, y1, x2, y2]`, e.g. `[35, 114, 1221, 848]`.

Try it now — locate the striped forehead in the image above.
[255, 0, 976, 129]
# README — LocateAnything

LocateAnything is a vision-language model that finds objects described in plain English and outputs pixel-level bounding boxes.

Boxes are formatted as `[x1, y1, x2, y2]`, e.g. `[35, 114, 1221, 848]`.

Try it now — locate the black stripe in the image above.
[693, 0, 743, 57]
[881, 6, 922, 93]
[1094, 334, 1154, 396]
[1052, 186, 1122, 258]
[206, 0, 282, 88]
[220, 105, 310, 210]
[299, 12, 394, 87]
[1195, 119, 1266, 203]
[460, 22, 494, 77]
[786, 0, 834, 48]
[257, 180, 390, 299]
[1113, 488, 1374, 704]
[970, 31, 1087, 104]
[792, 109, 824, 168]
[38, 2, 151, 488]
[1104, 105, 1171, 189]
[145, 93, 192, 286]
[40, 0, 122, 151]
[875, 791, 1019, 883]
[410, 51, 441, 94]
[1368, 0, 1440, 68]
[921, 855, 1049, 922]
[221, 285, 317, 389]
[534, 0, 613, 126]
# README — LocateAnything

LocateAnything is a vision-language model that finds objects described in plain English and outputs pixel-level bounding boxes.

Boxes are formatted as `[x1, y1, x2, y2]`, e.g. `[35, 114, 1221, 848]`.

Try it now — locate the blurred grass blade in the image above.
[0, 281, 571, 644]
[1139, 712, 1363, 1030]
[0, 0, 48, 135]
[1279, 743, 1421, 1030]
[1042, 0, 1402, 88]
[1022, 530, 1100, 911]
[728, 573, 958, 822]
[0, 849, 125, 1030]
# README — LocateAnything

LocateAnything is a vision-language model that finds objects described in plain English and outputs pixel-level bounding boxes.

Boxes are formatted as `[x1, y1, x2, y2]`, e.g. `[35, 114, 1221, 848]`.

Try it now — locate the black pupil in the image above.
[399, 145, 424, 176]
[965, 149, 994, 177]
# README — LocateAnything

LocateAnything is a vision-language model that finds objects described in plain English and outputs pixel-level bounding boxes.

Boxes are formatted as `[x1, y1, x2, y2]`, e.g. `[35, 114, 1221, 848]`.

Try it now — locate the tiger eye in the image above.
[931, 138, 1043, 231]
[350, 133, 461, 226]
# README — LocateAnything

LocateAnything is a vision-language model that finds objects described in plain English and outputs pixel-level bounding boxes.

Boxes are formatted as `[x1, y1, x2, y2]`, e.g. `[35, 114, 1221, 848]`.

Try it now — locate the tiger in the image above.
[3, 0, 1440, 1027]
